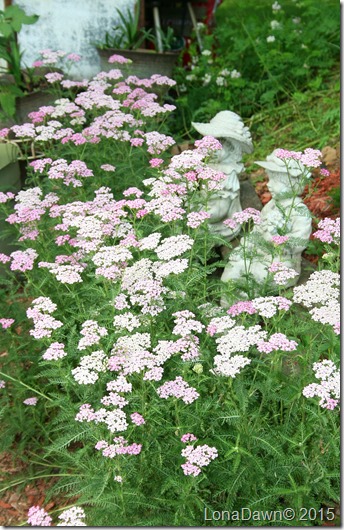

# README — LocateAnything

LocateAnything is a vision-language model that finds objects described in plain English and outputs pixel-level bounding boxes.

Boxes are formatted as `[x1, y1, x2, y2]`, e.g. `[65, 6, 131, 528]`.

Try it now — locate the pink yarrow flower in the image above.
[275, 147, 323, 168]
[187, 211, 211, 228]
[157, 376, 199, 404]
[66, 53, 81, 62]
[257, 332, 298, 353]
[100, 164, 116, 172]
[42, 342, 67, 361]
[194, 135, 223, 153]
[23, 397, 38, 406]
[0, 253, 11, 263]
[268, 262, 299, 285]
[149, 158, 164, 167]
[130, 412, 145, 426]
[27, 506, 52, 526]
[233, 208, 261, 225]
[222, 218, 237, 230]
[227, 301, 256, 317]
[181, 444, 218, 477]
[10, 248, 38, 272]
[181, 433, 198, 443]
[313, 217, 340, 245]
[45, 72, 64, 83]
[108, 54, 132, 64]
[271, 235, 289, 245]
[0, 318, 15, 329]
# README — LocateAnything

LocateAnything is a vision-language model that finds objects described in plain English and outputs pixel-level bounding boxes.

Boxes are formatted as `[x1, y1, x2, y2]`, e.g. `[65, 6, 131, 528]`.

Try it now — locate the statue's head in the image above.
[192, 110, 253, 157]
[255, 149, 311, 198]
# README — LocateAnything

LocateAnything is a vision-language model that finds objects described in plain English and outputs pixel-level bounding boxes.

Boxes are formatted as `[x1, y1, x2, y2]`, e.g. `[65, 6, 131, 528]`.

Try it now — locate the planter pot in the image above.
[16, 90, 57, 123]
[0, 67, 62, 126]
[17, 67, 63, 123]
[0, 142, 21, 275]
[0, 88, 58, 128]
[97, 48, 178, 79]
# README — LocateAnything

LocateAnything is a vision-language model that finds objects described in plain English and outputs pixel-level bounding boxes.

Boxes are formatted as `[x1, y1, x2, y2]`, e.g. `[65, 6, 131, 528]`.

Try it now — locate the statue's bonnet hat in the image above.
[255, 150, 311, 179]
[192, 110, 253, 154]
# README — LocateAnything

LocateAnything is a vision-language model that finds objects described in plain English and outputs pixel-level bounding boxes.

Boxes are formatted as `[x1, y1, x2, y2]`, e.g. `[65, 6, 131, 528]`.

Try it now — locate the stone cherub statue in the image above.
[221, 149, 313, 302]
[192, 110, 253, 240]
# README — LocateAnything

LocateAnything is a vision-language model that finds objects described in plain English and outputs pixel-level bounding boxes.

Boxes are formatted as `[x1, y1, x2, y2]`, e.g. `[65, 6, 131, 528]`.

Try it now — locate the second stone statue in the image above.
[192, 110, 253, 240]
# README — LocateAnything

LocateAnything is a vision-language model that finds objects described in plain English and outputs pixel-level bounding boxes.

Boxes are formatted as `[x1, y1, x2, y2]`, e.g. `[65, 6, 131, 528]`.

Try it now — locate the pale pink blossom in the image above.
[27, 506, 52, 526]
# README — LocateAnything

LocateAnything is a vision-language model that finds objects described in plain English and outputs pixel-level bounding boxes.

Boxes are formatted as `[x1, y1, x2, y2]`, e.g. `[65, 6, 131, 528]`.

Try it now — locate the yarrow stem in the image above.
[0, 372, 53, 401]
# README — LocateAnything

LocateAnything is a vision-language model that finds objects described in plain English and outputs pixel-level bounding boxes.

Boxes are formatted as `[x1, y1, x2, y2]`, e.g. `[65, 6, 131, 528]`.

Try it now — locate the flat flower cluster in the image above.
[26, 297, 63, 339]
[303, 360, 340, 410]
[95, 436, 142, 459]
[181, 440, 218, 477]
[313, 217, 340, 245]
[157, 376, 200, 404]
[293, 270, 340, 334]
[268, 261, 299, 285]
[274, 148, 323, 168]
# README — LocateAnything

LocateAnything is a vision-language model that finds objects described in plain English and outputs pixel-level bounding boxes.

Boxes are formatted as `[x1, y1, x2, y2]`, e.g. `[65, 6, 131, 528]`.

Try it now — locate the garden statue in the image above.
[221, 149, 313, 303]
[192, 110, 253, 240]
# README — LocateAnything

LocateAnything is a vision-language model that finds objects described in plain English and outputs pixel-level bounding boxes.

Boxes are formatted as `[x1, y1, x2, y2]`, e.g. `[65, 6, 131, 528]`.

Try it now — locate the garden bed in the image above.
[0, 1, 340, 526]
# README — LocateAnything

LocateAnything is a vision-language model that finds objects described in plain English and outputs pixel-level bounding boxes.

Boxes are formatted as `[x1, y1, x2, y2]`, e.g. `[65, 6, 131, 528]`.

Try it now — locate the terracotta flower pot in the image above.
[97, 48, 178, 79]
[0, 67, 62, 125]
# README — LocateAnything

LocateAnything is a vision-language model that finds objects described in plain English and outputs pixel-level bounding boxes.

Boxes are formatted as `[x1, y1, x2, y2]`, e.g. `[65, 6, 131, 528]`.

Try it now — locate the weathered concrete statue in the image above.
[192, 110, 253, 240]
[221, 149, 313, 301]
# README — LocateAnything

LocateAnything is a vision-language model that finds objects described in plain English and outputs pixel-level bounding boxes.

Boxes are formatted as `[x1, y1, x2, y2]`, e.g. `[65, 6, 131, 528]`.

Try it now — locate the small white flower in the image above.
[186, 74, 196, 82]
[201, 49, 212, 56]
[267, 35, 276, 43]
[301, 43, 308, 49]
[230, 69, 241, 79]
[220, 68, 230, 76]
[202, 73, 212, 85]
[272, 1, 281, 11]
[270, 20, 281, 29]
[216, 76, 226, 86]
[293, 17, 301, 24]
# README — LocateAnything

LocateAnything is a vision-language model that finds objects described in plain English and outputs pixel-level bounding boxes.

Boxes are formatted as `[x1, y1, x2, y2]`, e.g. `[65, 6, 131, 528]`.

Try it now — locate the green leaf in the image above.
[0, 91, 17, 117]
[0, 21, 12, 38]
[5, 5, 38, 31]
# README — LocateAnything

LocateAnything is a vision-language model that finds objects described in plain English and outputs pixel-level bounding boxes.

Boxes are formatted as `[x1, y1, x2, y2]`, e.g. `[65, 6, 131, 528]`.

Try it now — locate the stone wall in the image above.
[6, 0, 134, 79]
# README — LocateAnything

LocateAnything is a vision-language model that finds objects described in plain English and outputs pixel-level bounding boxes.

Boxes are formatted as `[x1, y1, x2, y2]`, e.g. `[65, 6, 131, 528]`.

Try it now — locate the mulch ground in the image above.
[0, 452, 58, 526]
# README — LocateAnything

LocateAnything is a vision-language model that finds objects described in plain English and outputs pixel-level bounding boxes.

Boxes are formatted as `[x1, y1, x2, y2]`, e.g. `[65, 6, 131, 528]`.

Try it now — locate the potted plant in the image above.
[95, 1, 183, 79]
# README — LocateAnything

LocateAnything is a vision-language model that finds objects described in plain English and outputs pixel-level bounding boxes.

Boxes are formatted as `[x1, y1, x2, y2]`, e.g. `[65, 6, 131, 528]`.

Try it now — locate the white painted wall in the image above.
[11, 0, 134, 79]
[0, 0, 5, 71]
